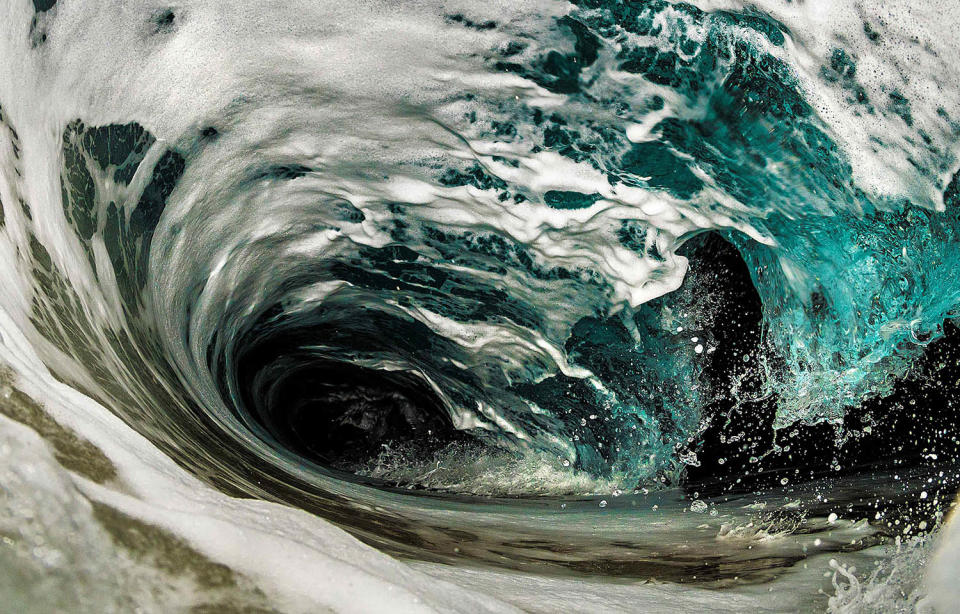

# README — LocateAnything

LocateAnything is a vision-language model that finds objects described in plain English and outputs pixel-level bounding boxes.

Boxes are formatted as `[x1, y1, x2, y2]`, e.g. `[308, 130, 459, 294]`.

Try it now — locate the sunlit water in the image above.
[1, 0, 959, 611]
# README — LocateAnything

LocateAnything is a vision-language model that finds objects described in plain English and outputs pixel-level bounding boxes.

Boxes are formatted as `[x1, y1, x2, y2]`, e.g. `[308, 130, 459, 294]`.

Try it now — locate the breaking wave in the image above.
[1, 0, 960, 611]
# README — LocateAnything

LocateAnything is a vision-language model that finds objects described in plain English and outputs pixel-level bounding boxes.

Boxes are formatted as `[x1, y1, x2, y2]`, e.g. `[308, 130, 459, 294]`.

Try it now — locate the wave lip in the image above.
[1, 0, 960, 611]
[4, 0, 960, 490]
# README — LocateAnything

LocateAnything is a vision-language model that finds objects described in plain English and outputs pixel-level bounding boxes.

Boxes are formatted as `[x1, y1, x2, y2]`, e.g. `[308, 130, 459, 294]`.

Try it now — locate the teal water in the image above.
[1, 0, 959, 611]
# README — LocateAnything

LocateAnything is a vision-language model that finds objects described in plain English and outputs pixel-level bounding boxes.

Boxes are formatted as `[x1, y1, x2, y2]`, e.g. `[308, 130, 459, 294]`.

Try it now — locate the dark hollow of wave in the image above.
[214, 229, 960, 505]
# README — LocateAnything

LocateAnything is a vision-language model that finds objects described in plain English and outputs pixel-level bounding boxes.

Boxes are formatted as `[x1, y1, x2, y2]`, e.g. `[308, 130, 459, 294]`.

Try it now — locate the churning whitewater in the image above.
[1, 0, 960, 611]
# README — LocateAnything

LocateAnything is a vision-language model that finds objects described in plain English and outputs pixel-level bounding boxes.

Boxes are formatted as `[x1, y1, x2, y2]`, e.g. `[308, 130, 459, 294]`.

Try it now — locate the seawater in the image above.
[1, 0, 960, 611]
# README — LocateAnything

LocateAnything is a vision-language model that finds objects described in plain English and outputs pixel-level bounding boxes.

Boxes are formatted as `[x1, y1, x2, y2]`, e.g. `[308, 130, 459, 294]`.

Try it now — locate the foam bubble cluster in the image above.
[0, 0, 960, 609]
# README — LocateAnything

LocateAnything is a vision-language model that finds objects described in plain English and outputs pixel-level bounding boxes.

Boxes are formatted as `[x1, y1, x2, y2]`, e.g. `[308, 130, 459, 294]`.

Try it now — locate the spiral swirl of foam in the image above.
[2, 0, 960, 491]
[2, 0, 960, 611]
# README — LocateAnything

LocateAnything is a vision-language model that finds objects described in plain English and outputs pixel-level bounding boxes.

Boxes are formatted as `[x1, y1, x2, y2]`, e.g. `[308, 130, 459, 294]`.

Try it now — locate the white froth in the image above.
[0, 0, 958, 611]
[924, 503, 960, 613]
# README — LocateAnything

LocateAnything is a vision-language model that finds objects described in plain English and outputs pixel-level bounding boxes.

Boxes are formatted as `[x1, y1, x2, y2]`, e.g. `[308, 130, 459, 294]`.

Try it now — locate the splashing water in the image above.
[1, 0, 960, 611]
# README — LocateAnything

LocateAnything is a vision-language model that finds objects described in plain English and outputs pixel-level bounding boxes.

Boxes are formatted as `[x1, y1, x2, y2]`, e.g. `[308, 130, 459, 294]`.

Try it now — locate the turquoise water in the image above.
[1, 0, 959, 611]
[30, 0, 960, 484]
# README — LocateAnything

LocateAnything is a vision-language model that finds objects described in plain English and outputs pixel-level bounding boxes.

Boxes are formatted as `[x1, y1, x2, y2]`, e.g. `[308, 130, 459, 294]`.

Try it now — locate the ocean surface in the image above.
[1, 0, 959, 611]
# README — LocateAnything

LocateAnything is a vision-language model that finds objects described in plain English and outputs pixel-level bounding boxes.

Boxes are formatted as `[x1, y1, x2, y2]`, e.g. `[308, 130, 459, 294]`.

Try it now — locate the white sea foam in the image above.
[701, 0, 960, 206]
[0, 0, 958, 611]
[0, 310, 518, 613]
[923, 502, 960, 614]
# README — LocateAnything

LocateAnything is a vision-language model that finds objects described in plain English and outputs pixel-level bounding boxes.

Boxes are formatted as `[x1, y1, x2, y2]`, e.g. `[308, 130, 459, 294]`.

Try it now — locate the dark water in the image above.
[1, 0, 959, 611]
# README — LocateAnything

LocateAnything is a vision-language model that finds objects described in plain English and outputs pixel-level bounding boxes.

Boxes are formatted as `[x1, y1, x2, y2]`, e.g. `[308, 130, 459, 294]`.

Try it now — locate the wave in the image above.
[1, 0, 960, 611]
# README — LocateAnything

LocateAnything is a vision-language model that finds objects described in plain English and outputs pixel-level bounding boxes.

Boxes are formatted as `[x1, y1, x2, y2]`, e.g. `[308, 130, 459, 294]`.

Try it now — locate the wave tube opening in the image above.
[2, 0, 960, 612]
